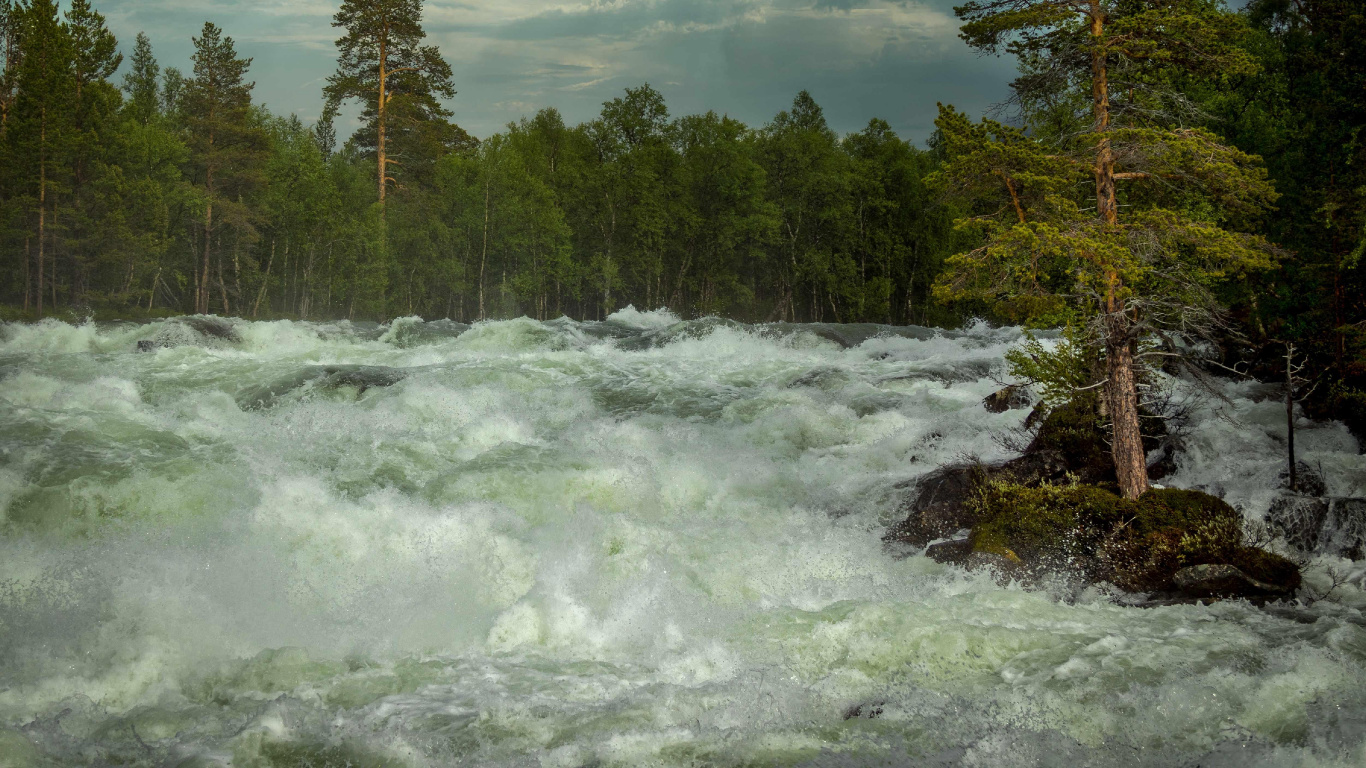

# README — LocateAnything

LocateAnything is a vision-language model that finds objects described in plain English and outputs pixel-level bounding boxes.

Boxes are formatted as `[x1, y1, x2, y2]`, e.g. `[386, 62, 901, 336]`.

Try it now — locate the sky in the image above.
[95, 0, 1020, 144]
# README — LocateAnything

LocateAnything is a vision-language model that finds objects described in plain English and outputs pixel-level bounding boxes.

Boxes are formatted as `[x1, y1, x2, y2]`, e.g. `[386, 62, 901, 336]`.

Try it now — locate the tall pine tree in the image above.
[6, 0, 74, 316]
[324, 0, 455, 210]
[936, 0, 1280, 498]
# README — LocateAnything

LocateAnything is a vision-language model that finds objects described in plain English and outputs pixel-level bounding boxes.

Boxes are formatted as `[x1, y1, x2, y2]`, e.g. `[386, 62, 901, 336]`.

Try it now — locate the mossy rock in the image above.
[965, 483, 1301, 596]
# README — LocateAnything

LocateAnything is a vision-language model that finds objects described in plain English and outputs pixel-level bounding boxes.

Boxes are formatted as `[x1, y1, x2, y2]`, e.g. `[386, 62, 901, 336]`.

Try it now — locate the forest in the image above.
[0, 0, 1362, 428]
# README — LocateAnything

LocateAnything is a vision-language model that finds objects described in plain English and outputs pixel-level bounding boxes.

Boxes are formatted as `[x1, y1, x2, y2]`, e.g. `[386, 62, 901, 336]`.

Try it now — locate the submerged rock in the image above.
[136, 316, 243, 351]
[237, 364, 410, 409]
[1267, 495, 1366, 560]
[1267, 495, 1331, 552]
[842, 702, 884, 720]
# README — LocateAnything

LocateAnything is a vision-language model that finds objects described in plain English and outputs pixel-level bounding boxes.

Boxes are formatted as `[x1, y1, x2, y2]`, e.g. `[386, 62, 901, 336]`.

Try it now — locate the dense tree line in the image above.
[0, 0, 967, 325]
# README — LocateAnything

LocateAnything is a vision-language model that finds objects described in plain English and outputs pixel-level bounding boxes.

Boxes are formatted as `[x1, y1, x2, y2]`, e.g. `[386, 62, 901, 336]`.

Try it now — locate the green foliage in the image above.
[122, 32, 159, 126]
[1005, 324, 1098, 408]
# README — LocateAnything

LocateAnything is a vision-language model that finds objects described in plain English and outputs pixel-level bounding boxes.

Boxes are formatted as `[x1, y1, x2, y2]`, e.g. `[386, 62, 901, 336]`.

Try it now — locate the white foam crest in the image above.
[603, 305, 682, 330]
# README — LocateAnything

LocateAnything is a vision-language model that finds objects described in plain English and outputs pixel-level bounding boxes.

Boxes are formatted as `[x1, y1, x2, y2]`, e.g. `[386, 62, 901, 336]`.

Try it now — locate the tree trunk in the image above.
[36, 185, 45, 318]
[478, 176, 489, 320]
[252, 239, 276, 317]
[1105, 314, 1148, 499]
[201, 197, 213, 314]
[377, 31, 388, 211]
[1089, 0, 1118, 228]
[23, 236, 31, 313]
[1089, 0, 1145, 498]
[1286, 344, 1297, 492]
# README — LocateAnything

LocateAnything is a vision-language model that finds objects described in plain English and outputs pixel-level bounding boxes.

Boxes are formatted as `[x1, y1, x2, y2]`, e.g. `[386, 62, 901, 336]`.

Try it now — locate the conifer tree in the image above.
[0, 0, 19, 128]
[935, 0, 1280, 498]
[64, 0, 121, 303]
[122, 32, 159, 126]
[6, 0, 74, 317]
[183, 21, 264, 314]
[324, 0, 455, 210]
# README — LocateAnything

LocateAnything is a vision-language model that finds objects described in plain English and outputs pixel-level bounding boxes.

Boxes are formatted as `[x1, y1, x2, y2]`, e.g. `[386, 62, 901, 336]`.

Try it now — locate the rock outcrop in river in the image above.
[887, 397, 1303, 601]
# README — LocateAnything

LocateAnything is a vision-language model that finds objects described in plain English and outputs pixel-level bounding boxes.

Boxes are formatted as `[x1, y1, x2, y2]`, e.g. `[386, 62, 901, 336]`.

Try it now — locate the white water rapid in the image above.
[2, 310, 1365, 767]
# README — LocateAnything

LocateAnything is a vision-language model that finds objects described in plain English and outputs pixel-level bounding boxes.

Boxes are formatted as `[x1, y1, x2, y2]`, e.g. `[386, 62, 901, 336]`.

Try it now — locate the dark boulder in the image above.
[924, 537, 973, 565]
[1172, 564, 1293, 598]
[237, 364, 411, 409]
[1321, 498, 1366, 559]
[960, 483, 1301, 597]
[179, 316, 241, 341]
[842, 702, 884, 720]
[983, 385, 1032, 413]
[884, 464, 987, 547]
[1267, 495, 1330, 552]
[1266, 495, 1366, 560]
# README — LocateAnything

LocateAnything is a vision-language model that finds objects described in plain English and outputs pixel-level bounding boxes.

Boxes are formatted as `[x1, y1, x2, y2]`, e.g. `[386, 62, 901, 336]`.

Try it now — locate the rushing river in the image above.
[2, 310, 1366, 767]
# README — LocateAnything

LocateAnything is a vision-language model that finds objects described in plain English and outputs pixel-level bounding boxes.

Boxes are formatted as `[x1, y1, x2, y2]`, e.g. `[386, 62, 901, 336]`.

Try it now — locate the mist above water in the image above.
[2, 309, 1365, 767]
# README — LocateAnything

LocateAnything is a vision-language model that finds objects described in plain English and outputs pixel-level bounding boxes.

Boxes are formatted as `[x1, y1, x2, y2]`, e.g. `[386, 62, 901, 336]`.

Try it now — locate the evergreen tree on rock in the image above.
[933, 0, 1281, 498]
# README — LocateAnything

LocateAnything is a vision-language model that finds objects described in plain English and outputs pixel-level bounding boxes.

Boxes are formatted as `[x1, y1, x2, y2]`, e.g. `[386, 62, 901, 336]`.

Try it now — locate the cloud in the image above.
[98, 0, 1015, 141]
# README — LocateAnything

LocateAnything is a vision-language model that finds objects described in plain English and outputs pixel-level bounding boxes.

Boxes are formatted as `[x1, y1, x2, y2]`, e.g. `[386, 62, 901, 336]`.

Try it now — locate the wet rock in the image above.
[313, 364, 408, 393]
[1321, 498, 1366, 559]
[884, 465, 987, 547]
[983, 384, 1032, 413]
[237, 364, 411, 409]
[1267, 495, 1330, 552]
[1277, 461, 1327, 497]
[924, 537, 973, 565]
[842, 702, 884, 720]
[964, 551, 1024, 583]
[1172, 564, 1292, 598]
[179, 316, 241, 341]
[787, 367, 850, 390]
[136, 316, 242, 351]
[1266, 495, 1366, 560]
[959, 484, 1301, 595]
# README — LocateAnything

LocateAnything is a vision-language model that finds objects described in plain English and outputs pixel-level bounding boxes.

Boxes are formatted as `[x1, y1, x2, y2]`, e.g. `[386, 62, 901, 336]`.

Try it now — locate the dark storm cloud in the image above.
[95, 0, 1016, 142]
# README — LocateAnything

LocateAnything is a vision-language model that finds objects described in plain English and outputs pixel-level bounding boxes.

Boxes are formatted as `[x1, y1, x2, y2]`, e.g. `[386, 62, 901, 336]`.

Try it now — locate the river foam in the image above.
[1, 311, 1365, 766]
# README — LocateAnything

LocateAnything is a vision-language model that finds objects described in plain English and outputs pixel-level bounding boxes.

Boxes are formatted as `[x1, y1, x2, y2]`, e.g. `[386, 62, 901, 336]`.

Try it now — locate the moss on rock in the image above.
[964, 483, 1301, 596]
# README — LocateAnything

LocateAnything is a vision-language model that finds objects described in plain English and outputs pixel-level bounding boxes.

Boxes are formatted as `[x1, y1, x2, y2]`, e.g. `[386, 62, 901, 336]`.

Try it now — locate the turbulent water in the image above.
[3, 310, 1366, 767]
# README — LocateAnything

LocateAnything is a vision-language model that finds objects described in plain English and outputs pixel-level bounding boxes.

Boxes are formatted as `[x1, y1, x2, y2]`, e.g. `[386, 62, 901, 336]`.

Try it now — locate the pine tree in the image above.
[6, 0, 74, 317]
[0, 0, 19, 128]
[935, 0, 1280, 498]
[324, 0, 455, 210]
[183, 21, 264, 314]
[122, 32, 159, 126]
[64, 0, 121, 304]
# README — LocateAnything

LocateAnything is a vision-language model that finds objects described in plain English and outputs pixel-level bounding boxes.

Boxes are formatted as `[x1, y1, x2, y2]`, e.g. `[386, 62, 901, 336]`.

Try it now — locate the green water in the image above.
[1, 310, 1364, 767]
